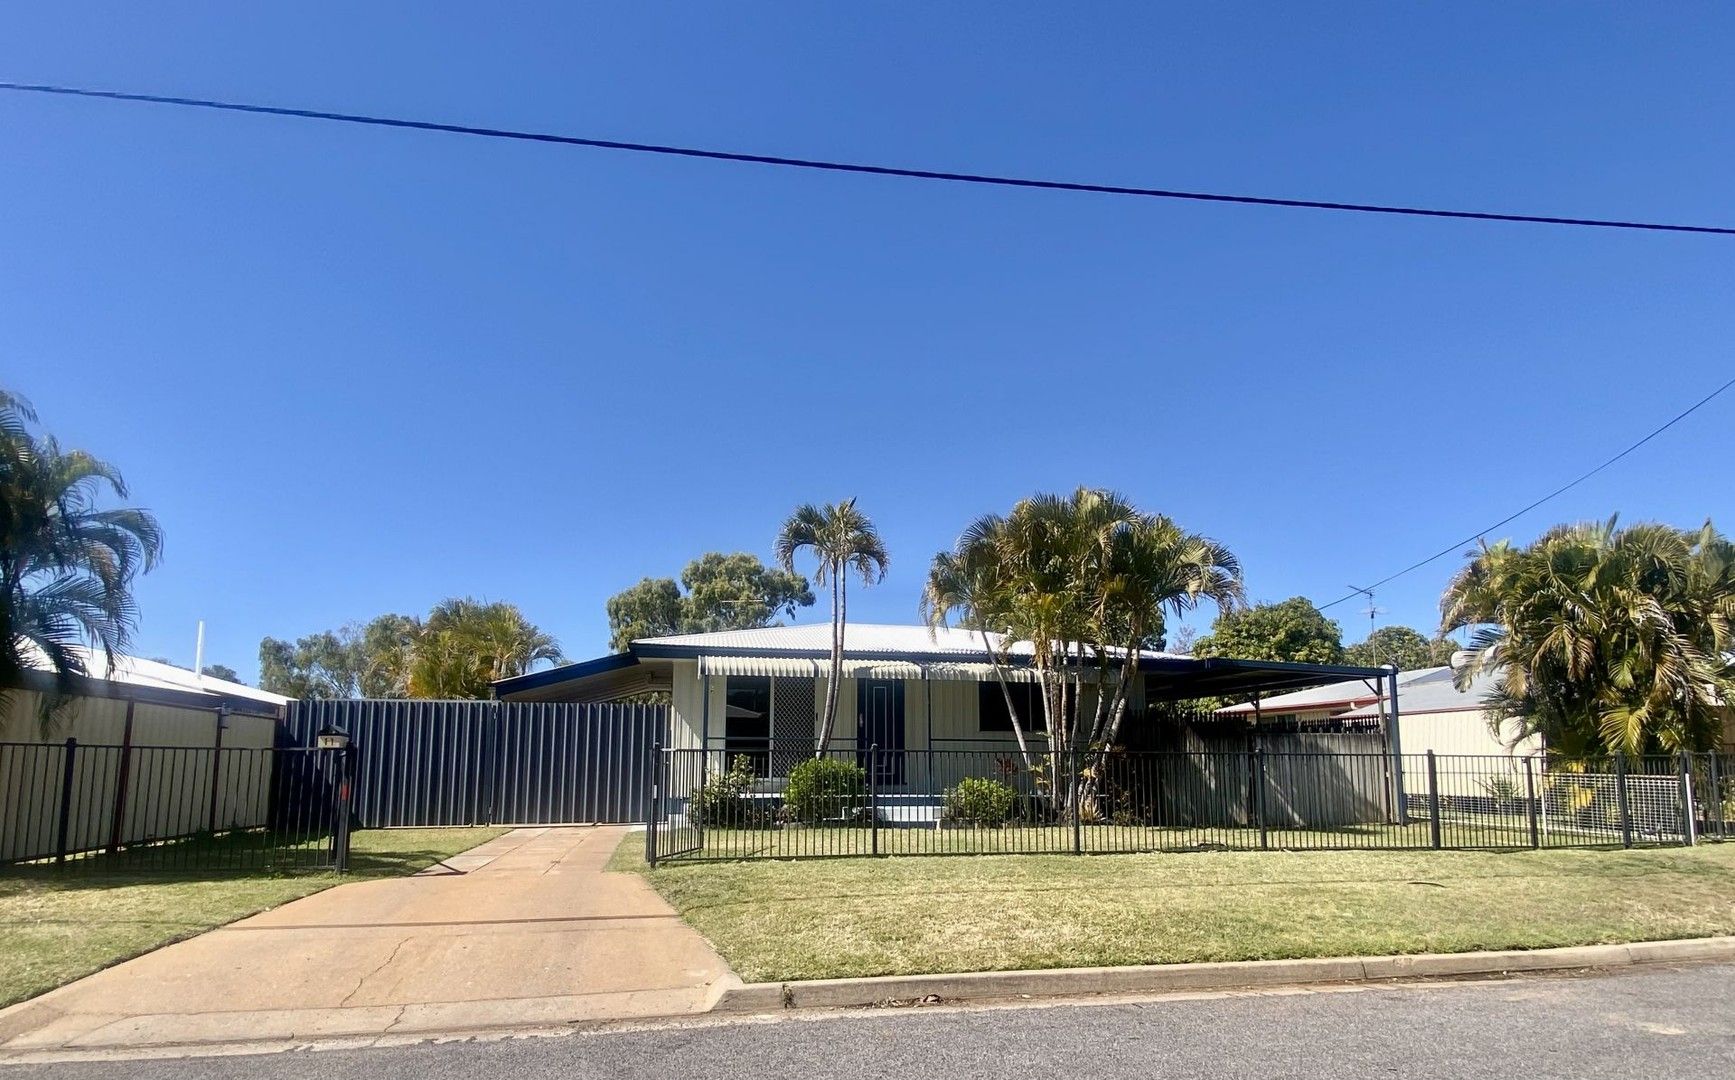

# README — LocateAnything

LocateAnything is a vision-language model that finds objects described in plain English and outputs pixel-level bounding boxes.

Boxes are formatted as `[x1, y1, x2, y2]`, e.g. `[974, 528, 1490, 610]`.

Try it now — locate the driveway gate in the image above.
[281, 700, 665, 828]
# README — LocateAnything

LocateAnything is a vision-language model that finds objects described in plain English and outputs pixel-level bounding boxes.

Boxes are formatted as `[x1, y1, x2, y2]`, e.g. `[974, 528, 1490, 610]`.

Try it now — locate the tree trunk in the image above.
[816, 568, 843, 756]
[980, 628, 1035, 772]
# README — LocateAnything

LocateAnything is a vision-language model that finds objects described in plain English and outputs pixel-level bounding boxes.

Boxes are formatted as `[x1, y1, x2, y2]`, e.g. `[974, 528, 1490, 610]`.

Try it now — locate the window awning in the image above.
[697, 655, 1043, 682]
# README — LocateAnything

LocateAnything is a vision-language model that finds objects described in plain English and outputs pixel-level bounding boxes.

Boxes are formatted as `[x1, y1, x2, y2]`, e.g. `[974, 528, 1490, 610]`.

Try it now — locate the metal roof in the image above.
[1338, 668, 1499, 719]
[16, 643, 289, 714]
[1218, 665, 1447, 715]
[630, 622, 1179, 663]
[496, 622, 1388, 704]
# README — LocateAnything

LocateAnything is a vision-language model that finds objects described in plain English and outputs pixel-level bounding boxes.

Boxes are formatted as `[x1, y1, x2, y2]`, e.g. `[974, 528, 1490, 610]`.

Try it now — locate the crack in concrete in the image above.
[339, 937, 413, 1008]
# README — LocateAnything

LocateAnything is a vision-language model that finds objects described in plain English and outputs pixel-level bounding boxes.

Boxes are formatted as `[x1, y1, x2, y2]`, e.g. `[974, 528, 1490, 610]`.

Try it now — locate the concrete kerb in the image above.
[711, 936, 1735, 1013]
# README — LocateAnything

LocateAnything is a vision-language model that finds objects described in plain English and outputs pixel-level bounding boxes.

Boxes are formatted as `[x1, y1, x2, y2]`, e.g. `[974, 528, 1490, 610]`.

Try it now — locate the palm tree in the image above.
[0, 390, 163, 723]
[406, 598, 563, 699]
[775, 499, 890, 756]
[1441, 516, 1735, 756]
[924, 488, 1242, 818]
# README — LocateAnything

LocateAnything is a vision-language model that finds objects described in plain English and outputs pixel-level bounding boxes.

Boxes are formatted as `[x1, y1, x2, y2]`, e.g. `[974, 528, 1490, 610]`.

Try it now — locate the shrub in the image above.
[783, 757, 866, 823]
[690, 756, 771, 827]
[944, 776, 1020, 827]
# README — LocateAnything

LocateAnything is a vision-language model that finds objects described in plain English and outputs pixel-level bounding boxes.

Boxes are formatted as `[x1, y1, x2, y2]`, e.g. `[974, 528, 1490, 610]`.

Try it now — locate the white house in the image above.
[494, 622, 1396, 787]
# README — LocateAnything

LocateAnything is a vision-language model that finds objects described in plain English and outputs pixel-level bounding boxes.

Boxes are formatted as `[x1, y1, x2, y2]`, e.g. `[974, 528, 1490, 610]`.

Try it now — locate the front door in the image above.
[855, 678, 906, 786]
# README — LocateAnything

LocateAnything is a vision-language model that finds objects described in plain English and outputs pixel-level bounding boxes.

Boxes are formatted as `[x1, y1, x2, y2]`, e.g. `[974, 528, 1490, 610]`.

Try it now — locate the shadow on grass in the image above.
[0, 831, 486, 892]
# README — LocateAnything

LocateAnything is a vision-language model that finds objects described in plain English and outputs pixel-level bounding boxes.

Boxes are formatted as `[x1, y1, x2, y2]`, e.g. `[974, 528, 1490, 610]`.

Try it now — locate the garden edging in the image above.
[710, 936, 1735, 1012]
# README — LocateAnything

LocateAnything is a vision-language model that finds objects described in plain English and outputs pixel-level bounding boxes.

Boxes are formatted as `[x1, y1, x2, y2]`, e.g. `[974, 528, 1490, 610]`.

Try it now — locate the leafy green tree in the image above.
[922, 487, 1242, 817]
[1442, 517, 1735, 755]
[1342, 626, 1457, 670]
[776, 499, 890, 756]
[604, 553, 814, 651]
[258, 629, 368, 698]
[200, 663, 242, 684]
[0, 389, 163, 724]
[1193, 597, 1344, 666]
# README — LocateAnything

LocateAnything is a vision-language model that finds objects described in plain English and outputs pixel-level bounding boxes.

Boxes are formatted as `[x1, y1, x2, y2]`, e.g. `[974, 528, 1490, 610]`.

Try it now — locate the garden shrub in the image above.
[783, 757, 866, 823]
[690, 756, 771, 827]
[944, 776, 1020, 827]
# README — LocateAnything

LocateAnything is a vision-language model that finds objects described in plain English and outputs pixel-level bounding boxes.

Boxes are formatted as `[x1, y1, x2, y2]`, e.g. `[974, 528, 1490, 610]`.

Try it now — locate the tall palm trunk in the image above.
[980, 628, 1035, 772]
[816, 563, 843, 756]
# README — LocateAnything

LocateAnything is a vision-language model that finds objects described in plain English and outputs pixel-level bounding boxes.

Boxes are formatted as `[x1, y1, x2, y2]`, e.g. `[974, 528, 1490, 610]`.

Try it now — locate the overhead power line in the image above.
[5, 80, 1735, 236]
[1317, 373, 1735, 612]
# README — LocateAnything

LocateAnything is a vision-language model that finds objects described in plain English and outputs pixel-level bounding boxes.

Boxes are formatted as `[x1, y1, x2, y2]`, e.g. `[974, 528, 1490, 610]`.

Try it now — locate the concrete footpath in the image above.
[0, 827, 733, 1057]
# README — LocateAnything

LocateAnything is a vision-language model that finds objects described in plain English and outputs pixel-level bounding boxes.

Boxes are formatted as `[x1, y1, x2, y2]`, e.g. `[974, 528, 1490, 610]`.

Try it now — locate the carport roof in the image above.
[494, 623, 1391, 704]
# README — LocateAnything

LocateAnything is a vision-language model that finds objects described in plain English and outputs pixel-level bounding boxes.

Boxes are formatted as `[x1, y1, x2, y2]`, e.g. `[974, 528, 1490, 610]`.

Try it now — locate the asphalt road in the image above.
[10, 964, 1735, 1079]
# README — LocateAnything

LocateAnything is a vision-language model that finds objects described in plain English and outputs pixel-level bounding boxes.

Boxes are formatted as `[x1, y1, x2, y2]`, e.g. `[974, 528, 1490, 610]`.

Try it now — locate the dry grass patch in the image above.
[0, 827, 507, 1008]
[612, 839, 1735, 982]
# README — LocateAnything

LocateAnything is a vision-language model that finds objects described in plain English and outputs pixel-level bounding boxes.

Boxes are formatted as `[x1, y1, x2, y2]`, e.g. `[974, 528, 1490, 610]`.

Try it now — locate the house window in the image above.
[978, 681, 1049, 733]
[725, 676, 771, 775]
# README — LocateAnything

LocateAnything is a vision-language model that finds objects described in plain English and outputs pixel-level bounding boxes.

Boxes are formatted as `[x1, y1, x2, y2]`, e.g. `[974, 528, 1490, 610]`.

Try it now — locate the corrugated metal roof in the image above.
[1339, 669, 1499, 718]
[636, 622, 1178, 662]
[1218, 665, 1449, 715]
[22, 643, 289, 707]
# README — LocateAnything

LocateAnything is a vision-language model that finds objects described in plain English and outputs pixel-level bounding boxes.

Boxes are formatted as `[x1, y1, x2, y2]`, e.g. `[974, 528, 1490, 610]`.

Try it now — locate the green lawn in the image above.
[614, 836, 1735, 982]
[0, 827, 507, 1008]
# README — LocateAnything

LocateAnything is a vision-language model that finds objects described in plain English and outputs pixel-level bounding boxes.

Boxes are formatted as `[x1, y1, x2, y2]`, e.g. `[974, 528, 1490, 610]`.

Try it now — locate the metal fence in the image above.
[282, 700, 664, 828]
[647, 743, 1735, 863]
[0, 739, 352, 873]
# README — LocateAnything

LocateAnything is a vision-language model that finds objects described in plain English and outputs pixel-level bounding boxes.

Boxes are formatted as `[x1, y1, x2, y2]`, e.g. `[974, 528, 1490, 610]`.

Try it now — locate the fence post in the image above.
[1254, 747, 1269, 851]
[55, 737, 78, 867]
[868, 745, 880, 856]
[1678, 752, 1697, 847]
[1523, 756, 1540, 849]
[333, 745, 354, 873]
[1072, 748, 1084, 856]
[1614, 752, 1633, 848]
[1425, 751, 1441, 850]
[645, 741, 661, 867]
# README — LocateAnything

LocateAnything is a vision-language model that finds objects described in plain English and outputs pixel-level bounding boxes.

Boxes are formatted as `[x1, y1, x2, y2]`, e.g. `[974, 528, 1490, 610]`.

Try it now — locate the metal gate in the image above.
[282, 700, 665, 828]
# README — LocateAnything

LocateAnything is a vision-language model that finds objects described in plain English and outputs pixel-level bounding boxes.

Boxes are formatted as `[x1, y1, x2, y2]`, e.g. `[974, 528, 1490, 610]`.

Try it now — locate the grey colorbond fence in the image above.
[648, 743, 1735, 863]
[281, 700, 665, 828]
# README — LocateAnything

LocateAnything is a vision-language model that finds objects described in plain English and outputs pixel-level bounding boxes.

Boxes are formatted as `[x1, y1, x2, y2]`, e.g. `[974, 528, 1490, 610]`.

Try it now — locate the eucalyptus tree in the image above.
[775, 499, 890, 755]
[0, 389, 163, 723]
[1442, 516, 1735, 756]
[924, 487, 1242, 818]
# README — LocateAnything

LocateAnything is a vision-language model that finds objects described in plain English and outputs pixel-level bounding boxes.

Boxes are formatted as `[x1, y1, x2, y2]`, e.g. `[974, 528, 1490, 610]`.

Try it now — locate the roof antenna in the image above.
[1346, 585, 1384, 663]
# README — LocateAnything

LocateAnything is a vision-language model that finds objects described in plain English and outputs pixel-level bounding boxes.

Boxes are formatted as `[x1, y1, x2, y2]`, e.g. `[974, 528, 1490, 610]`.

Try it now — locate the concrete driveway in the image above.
[0, 827, 733, 1055]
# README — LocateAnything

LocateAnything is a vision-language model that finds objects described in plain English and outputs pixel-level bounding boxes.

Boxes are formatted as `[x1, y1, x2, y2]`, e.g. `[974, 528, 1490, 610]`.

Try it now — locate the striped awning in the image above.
[697, 655, 1042, 682]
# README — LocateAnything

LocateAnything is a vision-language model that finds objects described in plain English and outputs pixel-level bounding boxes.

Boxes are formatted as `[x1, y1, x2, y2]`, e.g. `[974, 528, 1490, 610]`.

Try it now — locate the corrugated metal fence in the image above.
[281, 700, 664, 828]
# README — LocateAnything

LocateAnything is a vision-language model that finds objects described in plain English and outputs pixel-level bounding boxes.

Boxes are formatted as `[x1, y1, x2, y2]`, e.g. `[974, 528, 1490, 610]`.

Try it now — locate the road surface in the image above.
[10, 963, 1734, 1079]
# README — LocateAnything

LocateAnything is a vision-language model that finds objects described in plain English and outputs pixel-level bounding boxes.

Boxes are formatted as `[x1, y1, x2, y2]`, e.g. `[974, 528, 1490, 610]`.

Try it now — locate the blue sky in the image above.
[5, 5, 1733, 679]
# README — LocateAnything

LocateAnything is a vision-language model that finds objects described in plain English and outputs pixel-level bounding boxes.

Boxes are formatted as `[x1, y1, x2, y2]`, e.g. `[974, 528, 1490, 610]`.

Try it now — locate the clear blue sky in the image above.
[5, 5, 1733, 680]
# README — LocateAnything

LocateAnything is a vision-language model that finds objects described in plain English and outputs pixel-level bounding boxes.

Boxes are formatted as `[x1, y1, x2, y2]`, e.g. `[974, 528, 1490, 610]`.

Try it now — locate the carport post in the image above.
[1384, 667, 1406, 823]
[1425, 751, 1442, 849]
[1523, 756, 1541, 848]
[1678, 752, 1697, 847]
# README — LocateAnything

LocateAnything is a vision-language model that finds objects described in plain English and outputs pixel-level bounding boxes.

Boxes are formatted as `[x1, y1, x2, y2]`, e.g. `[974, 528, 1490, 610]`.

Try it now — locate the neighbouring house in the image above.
[493, 623, 1397, 810]
[1217, 664, 1537, 756]
[0, 648, 288, 862]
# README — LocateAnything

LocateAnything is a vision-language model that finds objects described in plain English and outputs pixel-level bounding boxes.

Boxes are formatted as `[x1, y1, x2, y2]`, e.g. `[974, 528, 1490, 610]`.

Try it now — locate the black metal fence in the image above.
[281, 700, 664, 828]
[0, 739, 352, 873]
[647, 743, 1735, 863]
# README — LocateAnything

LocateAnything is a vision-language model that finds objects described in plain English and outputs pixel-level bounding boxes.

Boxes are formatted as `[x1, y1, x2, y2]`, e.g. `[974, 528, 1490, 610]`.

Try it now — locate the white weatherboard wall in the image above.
[0, 690, 277, 862]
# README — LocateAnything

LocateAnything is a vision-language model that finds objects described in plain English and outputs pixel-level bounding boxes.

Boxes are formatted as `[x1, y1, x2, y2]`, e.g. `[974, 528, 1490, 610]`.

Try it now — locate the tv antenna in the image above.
[1346, 585, 1386, 662]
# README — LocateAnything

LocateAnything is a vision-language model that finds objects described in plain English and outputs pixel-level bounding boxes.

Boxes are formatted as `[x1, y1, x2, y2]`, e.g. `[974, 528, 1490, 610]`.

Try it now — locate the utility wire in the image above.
[1317, 373, 1735, 612]
[5, 80, 1735, 236]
